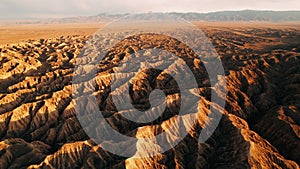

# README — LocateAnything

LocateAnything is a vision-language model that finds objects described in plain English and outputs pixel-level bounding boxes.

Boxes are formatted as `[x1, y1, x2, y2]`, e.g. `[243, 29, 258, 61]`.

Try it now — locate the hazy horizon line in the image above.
[1, 9, 300, 21]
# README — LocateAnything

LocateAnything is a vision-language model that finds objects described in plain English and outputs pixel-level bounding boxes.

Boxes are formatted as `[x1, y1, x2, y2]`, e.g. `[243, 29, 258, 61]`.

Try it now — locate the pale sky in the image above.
[0, 0, 299, 19]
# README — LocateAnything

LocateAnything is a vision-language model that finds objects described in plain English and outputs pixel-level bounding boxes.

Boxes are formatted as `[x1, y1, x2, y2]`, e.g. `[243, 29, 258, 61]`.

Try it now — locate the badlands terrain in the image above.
[0, 22, 300, 169]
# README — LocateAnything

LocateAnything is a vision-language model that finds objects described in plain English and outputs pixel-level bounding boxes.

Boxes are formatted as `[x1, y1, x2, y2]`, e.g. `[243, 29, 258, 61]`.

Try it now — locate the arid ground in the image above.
[0, 23, 105, 45]
[0, 21, 299, 169]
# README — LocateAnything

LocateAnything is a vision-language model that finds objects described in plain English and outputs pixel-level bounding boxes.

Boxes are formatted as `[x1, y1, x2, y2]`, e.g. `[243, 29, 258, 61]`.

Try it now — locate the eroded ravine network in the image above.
[0, 28, 299, 169]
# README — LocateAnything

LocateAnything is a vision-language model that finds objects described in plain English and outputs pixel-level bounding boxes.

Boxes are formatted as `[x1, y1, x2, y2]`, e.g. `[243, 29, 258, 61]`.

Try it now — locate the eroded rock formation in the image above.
[0, 28, 299, 169]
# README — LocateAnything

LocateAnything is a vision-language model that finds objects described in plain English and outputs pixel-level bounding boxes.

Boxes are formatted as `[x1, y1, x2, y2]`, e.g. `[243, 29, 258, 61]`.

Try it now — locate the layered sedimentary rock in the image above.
[0, 28, 299, 169]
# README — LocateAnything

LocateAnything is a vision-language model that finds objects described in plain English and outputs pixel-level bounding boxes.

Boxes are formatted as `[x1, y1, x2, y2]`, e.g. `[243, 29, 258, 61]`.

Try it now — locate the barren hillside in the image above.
[0, 25, 299, 169]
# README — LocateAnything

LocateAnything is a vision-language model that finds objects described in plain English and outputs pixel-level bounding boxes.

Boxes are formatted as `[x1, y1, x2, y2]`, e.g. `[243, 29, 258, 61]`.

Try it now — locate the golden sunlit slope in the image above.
[0, 24, 299, 168]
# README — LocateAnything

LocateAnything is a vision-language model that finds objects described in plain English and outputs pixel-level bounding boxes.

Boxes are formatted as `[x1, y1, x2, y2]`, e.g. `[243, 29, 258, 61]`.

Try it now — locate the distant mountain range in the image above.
[14, 10, 300, 24]
[170, 10, 300, 21]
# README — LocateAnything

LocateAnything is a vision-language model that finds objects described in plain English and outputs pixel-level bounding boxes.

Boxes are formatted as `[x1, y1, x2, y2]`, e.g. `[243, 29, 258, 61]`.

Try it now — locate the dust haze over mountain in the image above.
[0, 0, 300, 20]
[5, 10, 300, 25]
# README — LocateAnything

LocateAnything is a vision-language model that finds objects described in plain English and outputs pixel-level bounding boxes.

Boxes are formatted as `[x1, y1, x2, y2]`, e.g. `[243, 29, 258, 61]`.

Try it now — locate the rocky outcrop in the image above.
[0, 27, 299, 168]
